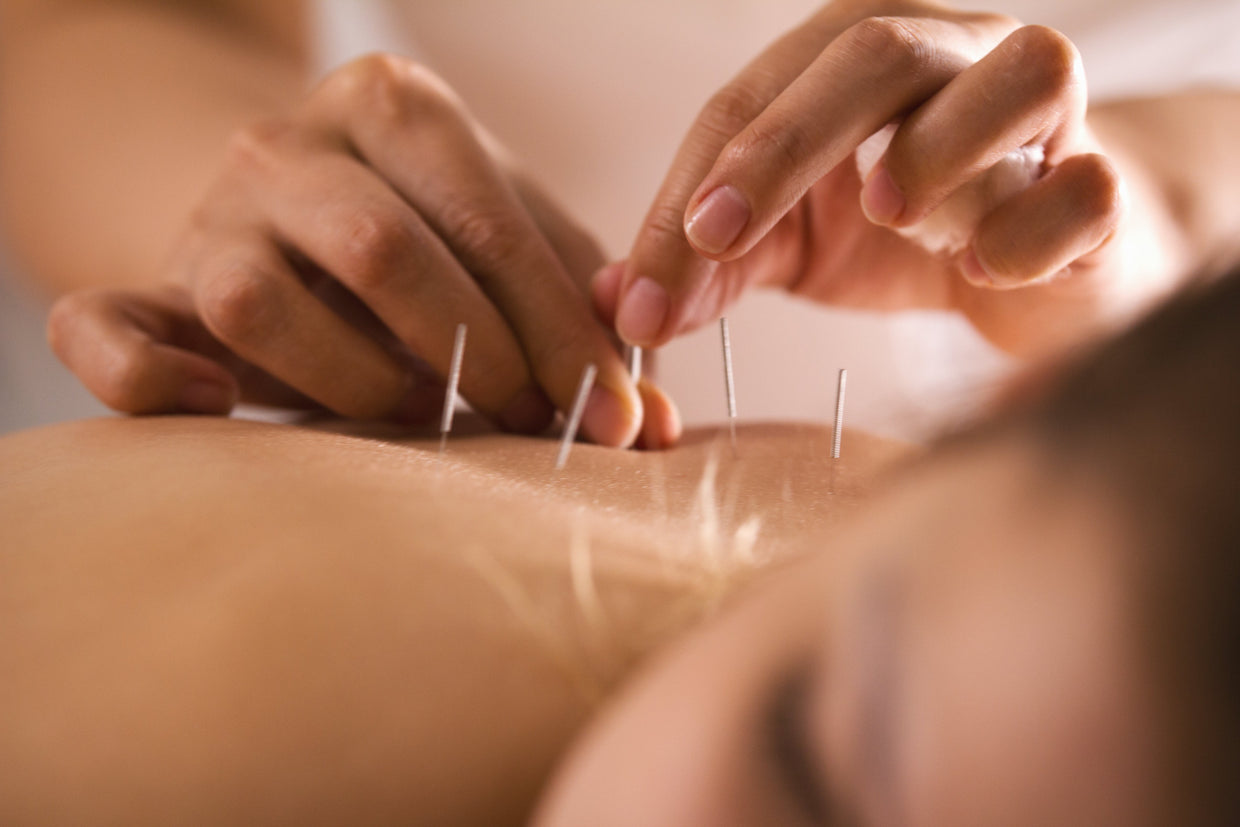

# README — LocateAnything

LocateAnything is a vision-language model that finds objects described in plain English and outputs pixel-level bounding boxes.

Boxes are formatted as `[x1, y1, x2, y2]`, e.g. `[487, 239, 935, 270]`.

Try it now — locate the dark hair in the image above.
[987, 270, 1240, 825]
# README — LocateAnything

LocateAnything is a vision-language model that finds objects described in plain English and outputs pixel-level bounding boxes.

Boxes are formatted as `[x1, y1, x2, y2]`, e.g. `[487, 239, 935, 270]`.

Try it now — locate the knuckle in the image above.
[732, 116, 810, 173]
[699, 84, 769, 143]
[1010, 25, 1082, 95]
[843, 17, 928, 73]
[440, 200, 528, 265]
[643, 200, 694, 249]
[199, 264, 283, 344]
[336, 208, 412, 290]
[331, 52, 459, 126]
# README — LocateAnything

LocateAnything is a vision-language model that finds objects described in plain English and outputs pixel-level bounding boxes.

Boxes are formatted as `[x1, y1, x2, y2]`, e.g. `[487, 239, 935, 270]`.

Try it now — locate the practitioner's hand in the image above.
[602, 0, 1175, 357]
[48, 54, 679, 448]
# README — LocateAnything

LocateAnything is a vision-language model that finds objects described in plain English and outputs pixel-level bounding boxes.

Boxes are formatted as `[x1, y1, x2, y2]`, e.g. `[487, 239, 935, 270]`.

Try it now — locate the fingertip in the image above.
[635, 377, 682, 450]
[860, 165, 906, 227]
[615, 276, 670, 347]
[581, 374, 642, 449]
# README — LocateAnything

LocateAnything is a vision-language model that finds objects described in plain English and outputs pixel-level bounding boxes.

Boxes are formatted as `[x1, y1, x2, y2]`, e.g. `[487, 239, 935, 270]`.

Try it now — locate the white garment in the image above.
[311, 0, 1240, 439]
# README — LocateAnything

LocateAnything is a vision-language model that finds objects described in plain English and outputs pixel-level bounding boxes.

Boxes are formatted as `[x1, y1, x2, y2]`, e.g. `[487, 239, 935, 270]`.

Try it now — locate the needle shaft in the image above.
[832, 368, 848, 460]
[556, 363, 598, 470]
[720, 318, 738, 456]
[439, 323, 467, 454]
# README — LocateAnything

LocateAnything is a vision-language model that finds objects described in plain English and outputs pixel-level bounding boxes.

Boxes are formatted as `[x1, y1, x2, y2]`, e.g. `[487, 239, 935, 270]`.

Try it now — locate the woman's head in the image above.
[535, 270, 1240, 826]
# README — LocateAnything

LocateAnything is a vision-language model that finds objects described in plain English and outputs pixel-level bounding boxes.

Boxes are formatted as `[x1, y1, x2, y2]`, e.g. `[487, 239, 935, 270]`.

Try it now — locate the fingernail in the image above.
[178, 379, 236, 414]
[685, 185, 750, 255]
[581, 382, 640, 448]
[499, 385, 555, 434]
[960, 248, 995, 287]
[861, 166, 905, 226]
[616, 277, 669, 346]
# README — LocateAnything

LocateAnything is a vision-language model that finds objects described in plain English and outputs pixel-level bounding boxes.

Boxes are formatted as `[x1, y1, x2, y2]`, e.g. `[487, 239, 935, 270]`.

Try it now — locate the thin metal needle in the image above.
[556, 363, 598, 471]
[720, 317, 738, 457]
[832, 368, 848, 460]
[626, 345, 643, 384]
[439, 323, 467, 455]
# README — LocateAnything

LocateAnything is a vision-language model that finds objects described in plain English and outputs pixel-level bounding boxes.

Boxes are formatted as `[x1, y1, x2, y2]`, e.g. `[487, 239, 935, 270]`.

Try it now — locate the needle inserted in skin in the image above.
[832, 368, 848, 460]
[439, 323, 467, 455]
[720, 317, 738, 457]
[556, 363, 598, 471]
[626, 345, 643, 384]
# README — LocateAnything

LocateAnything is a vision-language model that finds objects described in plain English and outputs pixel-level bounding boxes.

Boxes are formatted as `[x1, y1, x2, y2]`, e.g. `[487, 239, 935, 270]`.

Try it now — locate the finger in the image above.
[685, 16, 1009, 263]
[634, 378, 683, 451]
[615, 13, 844, 347]
[964, 152, 1125, 288]
[224, 131, 549, 431]
[307, 56, 640, 446]
[505, 166, 609, 292]
[866, 25, 1085, 228]
[189, 232, 431, 420]
[47, 286, 240, 415]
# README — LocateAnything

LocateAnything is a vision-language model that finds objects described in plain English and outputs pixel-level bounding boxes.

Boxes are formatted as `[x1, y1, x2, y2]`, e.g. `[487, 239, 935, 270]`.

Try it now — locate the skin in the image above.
[605, 2, 1240, 357]
[536, 438, 1162, 827]
[0, 416, 1166, 825]
[0, 417, 905, 826]
[3, 1, 1238, 447]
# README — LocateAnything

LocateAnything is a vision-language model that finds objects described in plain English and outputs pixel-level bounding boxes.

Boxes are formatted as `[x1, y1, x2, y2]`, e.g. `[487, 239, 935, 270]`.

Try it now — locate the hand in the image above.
[49, 54, 680, 448]
[601, 0, 1178, 358]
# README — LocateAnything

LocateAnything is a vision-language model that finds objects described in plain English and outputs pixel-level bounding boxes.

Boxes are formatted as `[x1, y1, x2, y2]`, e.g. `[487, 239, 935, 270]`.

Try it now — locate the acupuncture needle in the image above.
[556, 363, 598, 471]
[438, 323, 467, 455]
[720, 317, 738, 457]
[626, 345, 643, 384]
[832, 368, 848, 460]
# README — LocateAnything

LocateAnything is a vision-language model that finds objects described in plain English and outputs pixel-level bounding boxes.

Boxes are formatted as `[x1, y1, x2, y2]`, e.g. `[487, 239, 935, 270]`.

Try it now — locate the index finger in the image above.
[307, 56, 643, 446]
[615, 13, 838, 347]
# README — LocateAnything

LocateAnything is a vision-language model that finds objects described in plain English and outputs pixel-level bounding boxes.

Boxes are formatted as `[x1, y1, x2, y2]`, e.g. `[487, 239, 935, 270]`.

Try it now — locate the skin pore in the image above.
[0, 416, 904, 826]
[536, 438, 1160, 827]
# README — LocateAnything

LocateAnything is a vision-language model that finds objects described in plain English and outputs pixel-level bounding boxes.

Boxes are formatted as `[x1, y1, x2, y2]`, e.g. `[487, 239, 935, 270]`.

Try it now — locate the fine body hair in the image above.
[975, 268, 1240, 825]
